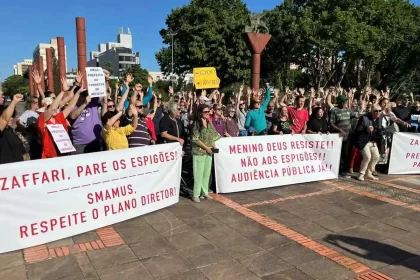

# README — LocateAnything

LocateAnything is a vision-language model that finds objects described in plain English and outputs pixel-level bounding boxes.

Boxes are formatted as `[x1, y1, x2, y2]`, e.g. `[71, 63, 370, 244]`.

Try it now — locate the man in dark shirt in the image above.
[393, 94, 412, 132]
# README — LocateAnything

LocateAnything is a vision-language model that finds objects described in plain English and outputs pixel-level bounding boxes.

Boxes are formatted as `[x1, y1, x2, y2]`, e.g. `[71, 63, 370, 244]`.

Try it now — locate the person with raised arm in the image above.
[244, 87, 271, 135]
[0, 93, 26, 164]
[37, 83, 85, 159]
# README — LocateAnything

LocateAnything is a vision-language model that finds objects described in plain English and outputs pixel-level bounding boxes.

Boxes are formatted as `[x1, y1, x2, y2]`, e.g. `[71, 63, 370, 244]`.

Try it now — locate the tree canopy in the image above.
[157, 0, 420, 94]
[2, 75, 29, 96]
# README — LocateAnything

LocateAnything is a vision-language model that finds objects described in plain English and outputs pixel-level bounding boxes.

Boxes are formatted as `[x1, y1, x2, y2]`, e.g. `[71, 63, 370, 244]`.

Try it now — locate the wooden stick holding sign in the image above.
[86, 67, 107, 98]
[46, 124, 76, 153]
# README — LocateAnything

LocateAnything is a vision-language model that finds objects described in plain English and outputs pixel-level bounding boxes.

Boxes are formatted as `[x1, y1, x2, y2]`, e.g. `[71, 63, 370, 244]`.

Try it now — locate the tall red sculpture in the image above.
[28, 66, 35, 96]
[243, 33, 271, 92]
[46, 48, 54, 92]
[57, 37, 67, 90]
[38, 55, 45, 92]
[31, 62, 38, 95]
[76, 17, 87, 85]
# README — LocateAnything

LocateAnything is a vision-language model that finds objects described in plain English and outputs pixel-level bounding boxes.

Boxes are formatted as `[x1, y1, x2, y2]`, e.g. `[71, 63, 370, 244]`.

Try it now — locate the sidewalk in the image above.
[1, 174, 420, 280]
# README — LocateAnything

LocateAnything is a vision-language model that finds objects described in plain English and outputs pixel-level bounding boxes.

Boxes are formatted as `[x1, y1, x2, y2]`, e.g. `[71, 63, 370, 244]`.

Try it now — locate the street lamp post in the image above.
[167, 33, 177, 87]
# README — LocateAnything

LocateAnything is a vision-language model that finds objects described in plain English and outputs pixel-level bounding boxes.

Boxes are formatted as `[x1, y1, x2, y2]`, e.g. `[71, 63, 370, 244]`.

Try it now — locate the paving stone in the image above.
[246, 190, 282, 202]
[143, 209, 179, 225]
[313, 215, 355, 232]
[397, 232, 420, 250]
[316, 191, 361, 203]
[141, 252, 194, 278]
[261, 268, 315, 280]
[355, 204, 413, 220]
[379, 263, 420, 280]
[212, 209, 250, 224]
[58, 275, 85, 280]
[74, 253, 96, 276]
[289, 184, 325, 194]
[251, 204, 288, 216]
[404, 212, 420, 224]
[362, 221, 409, 240]
[310, 203, 351, 217]
[381, 216, 420, 234]
[87, 245, 137, 270]
[336, 226, 389, 246]
[27, 256, 82, 280]
[246, 230, 292, 250]
[267, 187, 301, 197]
[199, 259, 260, 280]
[352, 196, 388, 206]
[228, 219, 272, 237]
[72, 231, 99, 244]
[346, 250, 397, 269]
[332, 198, 375, 212]
[334, 212, 373, 226]
[168, 204, 207, 221]
[113, 216, 147, 229]
[270, 211, 307, 226]
[156, 269, 208, 280]
[187, 215, 225, 232]
[269, 243, 323, 266]
[285, 208, 328, 221]
[0, 264, 27, 280]
[181, 243, 231, 268]
[129, 236, 176, 260]
[165, 229, 211, 250]
[289, 221, 333, 239]
[195, 198, 229, 213]
[161, 224, 194, 237]
[237, 250, 292, 277]
[223, 192, 262, 204]
[150, 218, 188, 235]
[297, 258, 357, 280]
[0, 250, 24, 270]
[96, 260, 153, 280]
[116, 223, 159, 244]
[46, 237, 74, 248]
[363, 240, 417, 262]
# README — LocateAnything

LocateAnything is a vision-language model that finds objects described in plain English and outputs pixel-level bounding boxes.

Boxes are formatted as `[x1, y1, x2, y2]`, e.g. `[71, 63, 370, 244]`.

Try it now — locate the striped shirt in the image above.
[126, 118, 151, 147]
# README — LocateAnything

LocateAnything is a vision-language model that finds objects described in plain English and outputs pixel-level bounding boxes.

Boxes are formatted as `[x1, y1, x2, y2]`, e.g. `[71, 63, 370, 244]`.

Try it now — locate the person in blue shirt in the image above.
[120, 75, 154, 110]
[245, 88, 271, 135]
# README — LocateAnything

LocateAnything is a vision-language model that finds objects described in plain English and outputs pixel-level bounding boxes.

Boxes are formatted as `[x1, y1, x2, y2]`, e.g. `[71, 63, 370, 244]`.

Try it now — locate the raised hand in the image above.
[76, 70, 83, 84]
[84, 96, 92, 105]
[169, 86, 174, 95]
[103, 69, 110, 80]
[61, 77, 69, 92]
[76, 81, 86, 94]
[13, 93, 24, 103]
[148, 75, 153, 85]
[32, 70, 42, 85]
[126, 73, 134, 84]
[130, 104, 138, 116]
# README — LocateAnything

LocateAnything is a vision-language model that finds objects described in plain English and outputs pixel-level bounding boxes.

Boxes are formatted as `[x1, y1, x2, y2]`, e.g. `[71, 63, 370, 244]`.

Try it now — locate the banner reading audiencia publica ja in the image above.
[0, 143, 182, 254]
[214, 134, 342, 193]
[389, 133, 420, 174]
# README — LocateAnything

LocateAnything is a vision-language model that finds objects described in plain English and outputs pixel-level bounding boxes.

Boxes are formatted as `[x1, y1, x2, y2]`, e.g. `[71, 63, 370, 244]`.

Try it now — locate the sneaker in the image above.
[340, 172, 351, 179]
[357, 174, 365, 181]
[192, 197, 200, 203]
[203, 194, 213, 200]
[349, 168, 354, 174]
[365, 174, 379, 181]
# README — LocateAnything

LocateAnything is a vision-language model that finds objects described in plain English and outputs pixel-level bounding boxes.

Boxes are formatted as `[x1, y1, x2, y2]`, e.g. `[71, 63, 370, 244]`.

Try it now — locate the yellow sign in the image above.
[193, 67, 220, 89]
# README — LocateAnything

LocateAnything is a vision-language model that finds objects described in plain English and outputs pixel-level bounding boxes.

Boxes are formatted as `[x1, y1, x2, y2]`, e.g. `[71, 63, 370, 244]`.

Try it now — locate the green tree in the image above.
[118, 64, 149, 89]
[156, 0, 251, 86]
[2, 75, 29, 96]
[103, 61, 113, 75]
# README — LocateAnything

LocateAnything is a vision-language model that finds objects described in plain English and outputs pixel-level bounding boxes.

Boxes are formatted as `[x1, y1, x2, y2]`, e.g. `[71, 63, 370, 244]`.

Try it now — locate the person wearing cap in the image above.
[355, 104, 384, 181]
[244, 88, 271, 135]
[329, 94, 352, 177]
[16, 96, 41, 159]
[393, 94, 412, 132]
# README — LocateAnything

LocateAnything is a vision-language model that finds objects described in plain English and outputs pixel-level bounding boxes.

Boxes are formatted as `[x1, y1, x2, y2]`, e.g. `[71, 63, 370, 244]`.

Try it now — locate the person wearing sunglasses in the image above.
[306, 107, 329, 134]
[212, 104, 225, 137]
[244, 88, 271, 135]
[16, 96, 41, 159]
[191, 104, 221, 202]
[225, 107, 239, 137]
[355, 104, 384, 181]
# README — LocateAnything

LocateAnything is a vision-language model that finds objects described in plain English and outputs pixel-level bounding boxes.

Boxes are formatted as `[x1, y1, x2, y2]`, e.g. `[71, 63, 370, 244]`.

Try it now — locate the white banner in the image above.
[214, 134, 342, 193]
[0, 143, 182, 253]
[389, 133, 420, 174]
[47, 124, 76, 154]
[86, 67, 106, 97]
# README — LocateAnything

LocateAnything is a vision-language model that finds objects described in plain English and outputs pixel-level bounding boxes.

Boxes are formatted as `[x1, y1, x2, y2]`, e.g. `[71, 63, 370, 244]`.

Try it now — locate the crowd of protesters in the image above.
[0, 70, 419, 202]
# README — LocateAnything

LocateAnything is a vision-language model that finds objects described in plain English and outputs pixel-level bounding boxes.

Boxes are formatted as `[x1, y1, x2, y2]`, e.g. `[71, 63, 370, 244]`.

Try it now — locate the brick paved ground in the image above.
[1, 174, 420, 279]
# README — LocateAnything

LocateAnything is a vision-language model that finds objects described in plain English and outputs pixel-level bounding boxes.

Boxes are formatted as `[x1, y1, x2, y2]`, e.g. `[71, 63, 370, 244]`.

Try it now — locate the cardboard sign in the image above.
[193, 67, 220, 89]
[86, 67, 106, 97]
[46, 124, 76, 154]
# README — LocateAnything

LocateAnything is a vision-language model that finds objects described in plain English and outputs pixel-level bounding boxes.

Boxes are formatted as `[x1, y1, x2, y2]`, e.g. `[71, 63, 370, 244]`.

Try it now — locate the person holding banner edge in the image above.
[191, 104, 221, 202]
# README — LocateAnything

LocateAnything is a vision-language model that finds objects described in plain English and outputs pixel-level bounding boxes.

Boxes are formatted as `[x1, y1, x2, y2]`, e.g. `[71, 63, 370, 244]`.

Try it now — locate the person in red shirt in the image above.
[280, 94, 309, 133]
[37, 84, 85, 158]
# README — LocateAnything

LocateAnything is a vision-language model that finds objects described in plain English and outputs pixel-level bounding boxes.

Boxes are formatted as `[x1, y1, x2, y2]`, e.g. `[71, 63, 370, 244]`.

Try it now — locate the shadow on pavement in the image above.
[323, 234, 420, 272]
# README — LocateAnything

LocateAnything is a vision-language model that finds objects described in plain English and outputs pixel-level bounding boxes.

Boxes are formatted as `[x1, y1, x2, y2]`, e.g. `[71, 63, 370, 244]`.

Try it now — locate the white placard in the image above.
[214, 134, 342, 193]
[46, 124, 76, 154]
[0, 143, 182, 253]
[86, 67, 106, 97]
[389, 133, 420, 174]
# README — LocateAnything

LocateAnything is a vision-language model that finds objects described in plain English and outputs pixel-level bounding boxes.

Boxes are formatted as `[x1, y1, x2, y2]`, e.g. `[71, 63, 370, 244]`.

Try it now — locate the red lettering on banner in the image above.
[406, 153, 420, 160]
[289, 141, 329, 150]
[410, 139, 419, 145]
[229, 144, 264, 154]
[413, 162, 420, 168]
[104, 199, 137, 216]
[231, 169, 279, 182]
[141, 187, 176, 206]
[130, 152, 176, 168]
[76, 162, 108, 178]
[19, 211, 87, 238]
[1, 169, 67, 191]
[87, 185, 134, 204]
[266, 142, 287, 152]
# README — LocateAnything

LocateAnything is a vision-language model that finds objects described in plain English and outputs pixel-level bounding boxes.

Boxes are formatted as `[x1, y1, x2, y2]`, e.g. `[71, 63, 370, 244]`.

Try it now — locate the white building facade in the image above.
[13, 59, 33, 75]
[32, 39, 67, 73]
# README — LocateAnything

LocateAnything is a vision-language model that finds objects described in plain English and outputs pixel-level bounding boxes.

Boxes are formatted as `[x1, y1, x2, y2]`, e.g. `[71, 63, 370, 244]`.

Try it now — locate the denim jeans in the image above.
[239, 130, 248, 136]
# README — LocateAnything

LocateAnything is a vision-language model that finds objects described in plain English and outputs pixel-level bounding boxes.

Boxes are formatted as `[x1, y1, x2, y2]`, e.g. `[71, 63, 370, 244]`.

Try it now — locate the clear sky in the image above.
[0, 0, 418, 82]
